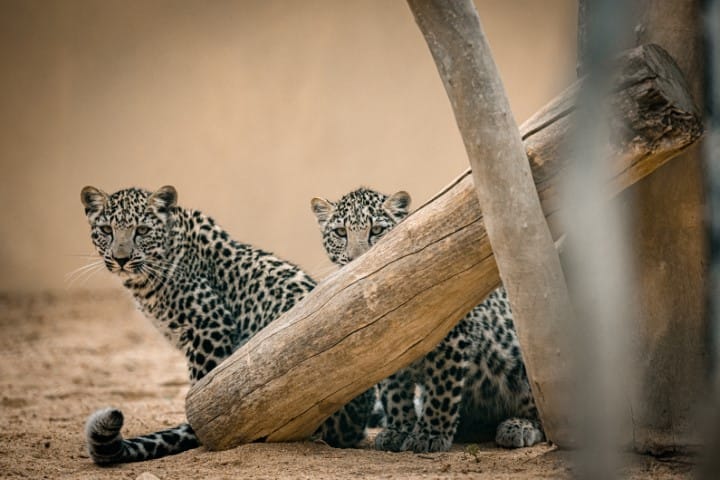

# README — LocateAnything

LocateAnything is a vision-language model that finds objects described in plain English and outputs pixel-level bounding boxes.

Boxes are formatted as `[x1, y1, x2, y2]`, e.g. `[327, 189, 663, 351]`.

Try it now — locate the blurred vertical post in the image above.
[406, 0, 577, 446]
[560, 1, 635, 478]
[705, 0, 720, 391]
[702, 0, 720, 476]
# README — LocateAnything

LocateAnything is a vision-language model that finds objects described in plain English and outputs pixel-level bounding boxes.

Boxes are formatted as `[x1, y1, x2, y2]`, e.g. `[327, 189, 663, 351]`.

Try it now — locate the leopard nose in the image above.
[113, 256, 130, 268]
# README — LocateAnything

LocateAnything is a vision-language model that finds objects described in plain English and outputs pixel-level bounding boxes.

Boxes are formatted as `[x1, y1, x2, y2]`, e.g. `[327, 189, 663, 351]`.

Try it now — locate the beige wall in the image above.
[0, 0, 576, 292]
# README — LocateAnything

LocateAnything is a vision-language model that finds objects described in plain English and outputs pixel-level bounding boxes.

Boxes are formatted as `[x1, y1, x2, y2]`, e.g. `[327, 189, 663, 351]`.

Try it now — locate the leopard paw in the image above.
[495, 417, 544, 448]
[400, 430, 453, 453]
[374, 428, 409, 452]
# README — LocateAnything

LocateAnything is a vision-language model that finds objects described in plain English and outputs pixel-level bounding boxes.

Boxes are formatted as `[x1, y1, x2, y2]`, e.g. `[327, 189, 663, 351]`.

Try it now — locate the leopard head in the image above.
[311, 187, 411, 266]
[81, 185, 177, 278]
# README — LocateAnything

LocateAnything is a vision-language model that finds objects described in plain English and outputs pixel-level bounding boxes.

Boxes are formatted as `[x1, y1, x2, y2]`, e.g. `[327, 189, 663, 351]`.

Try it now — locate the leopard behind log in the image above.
[310, 187, 544, 452]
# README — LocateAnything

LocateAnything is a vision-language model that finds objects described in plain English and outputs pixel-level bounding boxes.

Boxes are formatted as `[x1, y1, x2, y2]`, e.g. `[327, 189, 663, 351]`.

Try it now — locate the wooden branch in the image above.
[406, 0, 576, 445]
[185, 43, 702, 451]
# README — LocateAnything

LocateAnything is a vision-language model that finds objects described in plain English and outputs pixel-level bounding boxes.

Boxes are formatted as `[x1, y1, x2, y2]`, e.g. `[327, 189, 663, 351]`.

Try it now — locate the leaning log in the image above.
[408, 0, 577, 446]
[186, 43, 702, 451]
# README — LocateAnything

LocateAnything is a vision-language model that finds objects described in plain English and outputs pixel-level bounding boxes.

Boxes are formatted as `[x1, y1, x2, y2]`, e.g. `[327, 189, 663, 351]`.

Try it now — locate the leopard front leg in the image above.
[494, 386, 544, 448]
[401, 348, 468, 453]
[182, 324, 236, 383]
[375, 369, 419, 452]
[171, 281, 238, 383]
[315, 388, 375, 447]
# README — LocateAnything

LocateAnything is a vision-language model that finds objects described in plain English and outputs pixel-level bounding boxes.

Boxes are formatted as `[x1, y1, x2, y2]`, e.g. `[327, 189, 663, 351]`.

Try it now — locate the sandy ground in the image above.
[0, 291, 697, 479]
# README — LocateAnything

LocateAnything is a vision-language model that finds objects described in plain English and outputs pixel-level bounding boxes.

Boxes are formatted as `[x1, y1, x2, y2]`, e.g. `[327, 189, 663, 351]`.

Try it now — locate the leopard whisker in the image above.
[75, 264, 105, 286]
[141, 263, 172, 284]
[147, 258, 186, 278]
[65, 260, 104, 281]
[149, 257, 186, 271]
[65, 261, 105, 289]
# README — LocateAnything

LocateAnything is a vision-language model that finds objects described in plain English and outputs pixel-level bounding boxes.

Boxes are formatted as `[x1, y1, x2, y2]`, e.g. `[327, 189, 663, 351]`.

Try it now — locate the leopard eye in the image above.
[334, 227, 347, 238]
[100, 225, 113, 235]
[136, 225, 150, 236]
[370, 225, 384, 235]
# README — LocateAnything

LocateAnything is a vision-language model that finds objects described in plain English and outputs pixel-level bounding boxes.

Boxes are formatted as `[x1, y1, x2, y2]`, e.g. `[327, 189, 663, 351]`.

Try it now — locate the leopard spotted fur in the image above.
[81, 185, 373, 464]
[311, 187, 544, 453]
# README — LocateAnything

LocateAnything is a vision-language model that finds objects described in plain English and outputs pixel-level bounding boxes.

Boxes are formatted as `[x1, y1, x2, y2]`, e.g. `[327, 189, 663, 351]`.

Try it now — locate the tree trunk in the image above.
[406, 0, 576, 446]
[185, 44, 702, 451]
[625, 0, 707, 455]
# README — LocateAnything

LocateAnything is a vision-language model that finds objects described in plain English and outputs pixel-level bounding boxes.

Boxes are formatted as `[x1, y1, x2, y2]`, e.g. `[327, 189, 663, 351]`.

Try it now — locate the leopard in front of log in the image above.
[310, 187, 544, 453]
[81, 185, 374, 465]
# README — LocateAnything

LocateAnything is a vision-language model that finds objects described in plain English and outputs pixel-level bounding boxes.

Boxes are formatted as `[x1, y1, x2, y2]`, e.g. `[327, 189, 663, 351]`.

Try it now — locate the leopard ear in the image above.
[149, 185, 177, 214]
[310, 197, 334, 227]
[383, 191, 411, 221]
[81, 186, 108, 217]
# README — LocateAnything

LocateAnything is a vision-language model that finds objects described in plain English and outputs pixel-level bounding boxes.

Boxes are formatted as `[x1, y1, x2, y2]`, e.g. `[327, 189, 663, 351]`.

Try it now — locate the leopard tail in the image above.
[85, 407, 199, 465]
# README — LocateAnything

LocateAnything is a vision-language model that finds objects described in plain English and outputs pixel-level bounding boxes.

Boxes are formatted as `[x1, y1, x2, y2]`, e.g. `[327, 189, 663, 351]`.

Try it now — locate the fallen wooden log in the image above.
[186, 43, 702, 450]
[408, 0, 577, 446]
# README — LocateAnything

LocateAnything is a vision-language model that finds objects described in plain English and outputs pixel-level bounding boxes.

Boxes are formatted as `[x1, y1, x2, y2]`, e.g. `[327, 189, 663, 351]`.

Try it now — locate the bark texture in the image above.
[185, 43, 702, 451]
[406, 0, 575, 445]
[626, 0, 707, 455]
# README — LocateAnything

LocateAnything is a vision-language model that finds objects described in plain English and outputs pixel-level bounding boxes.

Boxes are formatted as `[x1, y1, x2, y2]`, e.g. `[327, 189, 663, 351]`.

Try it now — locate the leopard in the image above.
[80, 185, 373, 465]
[310, 187, 544, 453]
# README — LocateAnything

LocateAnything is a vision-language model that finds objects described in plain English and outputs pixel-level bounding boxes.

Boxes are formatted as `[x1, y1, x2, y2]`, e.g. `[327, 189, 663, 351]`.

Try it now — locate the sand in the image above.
[0, 291, 694, 479]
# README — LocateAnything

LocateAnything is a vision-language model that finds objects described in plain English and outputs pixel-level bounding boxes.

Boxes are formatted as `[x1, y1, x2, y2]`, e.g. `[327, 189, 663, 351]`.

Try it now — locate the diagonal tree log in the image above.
[185, 43, 702, 451]
[407, 0, 577, 446]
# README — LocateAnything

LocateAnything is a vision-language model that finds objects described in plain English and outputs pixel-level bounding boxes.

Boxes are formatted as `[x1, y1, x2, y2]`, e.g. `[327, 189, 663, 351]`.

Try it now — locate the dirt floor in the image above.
[0, 291, 697, 479]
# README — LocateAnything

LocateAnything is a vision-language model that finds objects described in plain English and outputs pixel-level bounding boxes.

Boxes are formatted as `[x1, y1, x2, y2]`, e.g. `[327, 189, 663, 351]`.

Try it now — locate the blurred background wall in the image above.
[0, 0, 576, 292]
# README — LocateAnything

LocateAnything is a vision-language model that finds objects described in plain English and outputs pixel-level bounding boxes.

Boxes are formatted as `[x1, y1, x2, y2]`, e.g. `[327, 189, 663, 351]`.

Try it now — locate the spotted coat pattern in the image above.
[81, 186, 373, 465]
[311, 187, 544, 453]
